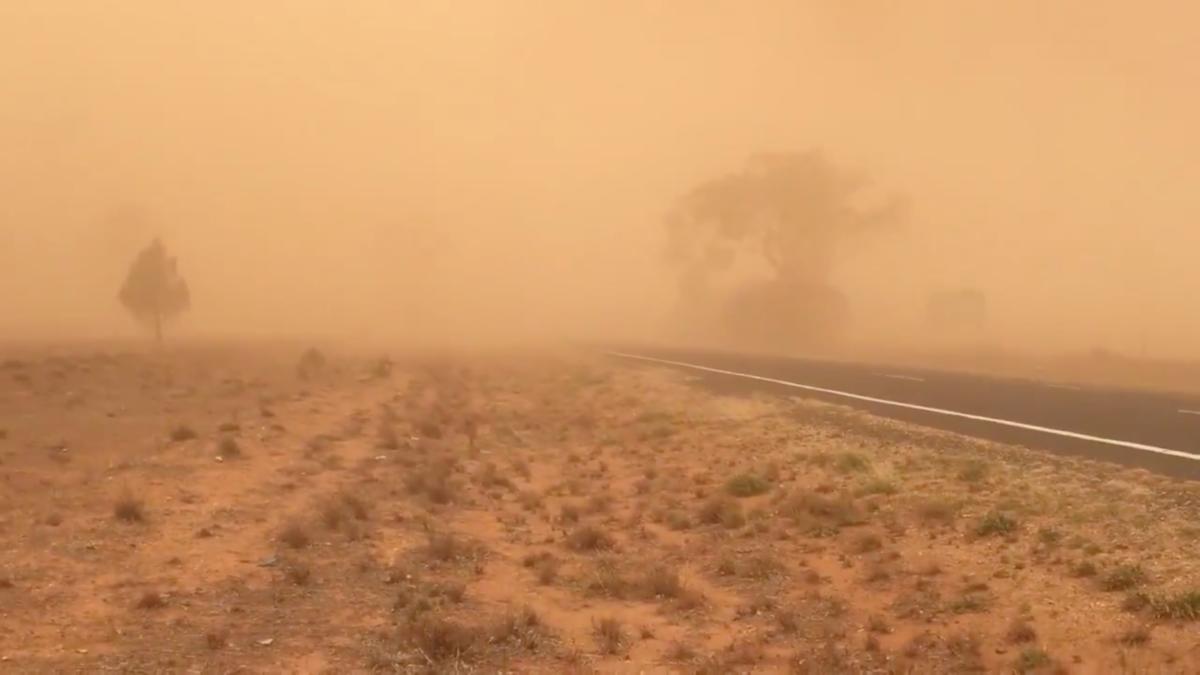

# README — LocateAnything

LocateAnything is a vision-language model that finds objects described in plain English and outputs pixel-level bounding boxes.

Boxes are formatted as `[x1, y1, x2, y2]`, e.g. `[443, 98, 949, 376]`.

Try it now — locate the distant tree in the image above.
[665, 150, 904, 349]
[118, 238, 190, 342]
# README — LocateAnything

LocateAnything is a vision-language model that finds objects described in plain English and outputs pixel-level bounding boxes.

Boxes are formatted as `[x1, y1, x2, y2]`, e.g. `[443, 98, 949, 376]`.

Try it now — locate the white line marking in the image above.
[875, 373, 925, 382]
[609, 351, 1198, 462]
[1180, 409, 1200, 416]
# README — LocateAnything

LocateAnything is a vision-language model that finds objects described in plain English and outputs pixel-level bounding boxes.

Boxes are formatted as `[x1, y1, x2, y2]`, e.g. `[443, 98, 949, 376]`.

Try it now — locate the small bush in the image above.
[340, 491, 369, 520]
[114, 489, 146, 523]
[916, 498, 958, 523]
[665, 510, 692, 531]
[1101, 564, 1147, 592]
[593, 616, 626, 655]
[835, 452, 871, 473]
[218, 437, 241, 458]
[725, 473, 770, 498]
[1072, 561, 1098, 578]
[637, 566, 684, 599]
[698, 497, 745, 528]
[1006, 619, 1037, 643]
[399, 616, 481, 664]
[135, 591, 166, 610]
[170, 425, 198, 442]
[856, 477, 898, 496]
[1122, 591, 1150, 613]
[568, 525, 614, 552]
[958, 460, 989, 484]
[427, 533, 467, 562]
[1015, 647, 1051, 672]
[1118, 625, 1151, 645]
[854, 533, 883, 553]
[1151, 591, 1200, 620]
[975, 511, 1017, 537]
[1036, 527, 1061, 545]
[949, 593, 989, 614]
[285, 563, 312, 586]
[279, 521, 310, 549]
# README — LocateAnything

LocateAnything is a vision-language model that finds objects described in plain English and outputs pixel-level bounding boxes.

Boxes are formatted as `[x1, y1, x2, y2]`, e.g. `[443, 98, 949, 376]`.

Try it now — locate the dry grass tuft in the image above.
[567, 524, 614, 552]
[593, 616, 626, 655]
[279, 520, 311, 549]
[113, 489, 146, 523]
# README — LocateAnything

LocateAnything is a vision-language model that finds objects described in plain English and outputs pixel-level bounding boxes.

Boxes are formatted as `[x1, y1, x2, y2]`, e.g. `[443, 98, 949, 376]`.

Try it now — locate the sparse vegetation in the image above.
[113, 489, 145, 523]
[135, 591, 166, 610]
[5, 348, 1200, 673]
[217, 437, 241, 458]
[698, 496, 746, 528]
[1015, 646, 1052, 672]
[725, 472, 771, 497]
[975, 511, 1018, 537]
[593, 616, 626, 655]
[279, 521, 310, 549]
[1101, 564, 1147, 592]
[1150, 591, 1200, 620]
[567, 524, 614, 552]
[169, 424, 197, 441]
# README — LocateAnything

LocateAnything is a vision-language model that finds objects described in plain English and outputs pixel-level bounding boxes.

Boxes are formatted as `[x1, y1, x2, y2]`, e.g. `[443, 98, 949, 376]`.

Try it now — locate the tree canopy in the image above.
[665, 150, 904, 350]
[118, 238, 190, 341]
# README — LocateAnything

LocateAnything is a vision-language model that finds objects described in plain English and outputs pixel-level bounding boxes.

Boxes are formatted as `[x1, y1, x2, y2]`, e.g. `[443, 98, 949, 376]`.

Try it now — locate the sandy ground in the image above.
[2, 343, 1200, 674]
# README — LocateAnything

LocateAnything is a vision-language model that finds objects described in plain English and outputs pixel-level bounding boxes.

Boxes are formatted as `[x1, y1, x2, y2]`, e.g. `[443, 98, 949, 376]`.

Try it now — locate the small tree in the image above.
[119, 238, 190, 341]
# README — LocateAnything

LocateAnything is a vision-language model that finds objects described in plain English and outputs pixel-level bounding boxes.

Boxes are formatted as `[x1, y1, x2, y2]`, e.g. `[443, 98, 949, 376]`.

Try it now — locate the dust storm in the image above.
[2, 1, 1199, 358]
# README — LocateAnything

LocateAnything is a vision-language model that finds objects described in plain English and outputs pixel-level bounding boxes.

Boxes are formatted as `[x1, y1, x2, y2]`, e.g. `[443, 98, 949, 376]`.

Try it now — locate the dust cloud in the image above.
[2, 2, 1198, 359]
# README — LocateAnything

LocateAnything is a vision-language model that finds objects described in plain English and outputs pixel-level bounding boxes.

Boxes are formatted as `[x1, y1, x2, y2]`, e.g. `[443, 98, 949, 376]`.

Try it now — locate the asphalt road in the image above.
[610, 347, 1200, 479]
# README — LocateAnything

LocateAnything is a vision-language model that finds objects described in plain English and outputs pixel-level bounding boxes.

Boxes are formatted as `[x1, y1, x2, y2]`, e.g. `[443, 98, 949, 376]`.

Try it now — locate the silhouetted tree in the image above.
[665, 150, 903, 349]
[118, 238, 190, 342]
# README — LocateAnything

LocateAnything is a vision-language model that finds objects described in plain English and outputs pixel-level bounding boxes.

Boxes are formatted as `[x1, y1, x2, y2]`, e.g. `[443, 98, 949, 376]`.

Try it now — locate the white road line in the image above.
[609, 351, 1199, 462]
[875, 373, 926, 383]
[1180, 409, 1200, 416]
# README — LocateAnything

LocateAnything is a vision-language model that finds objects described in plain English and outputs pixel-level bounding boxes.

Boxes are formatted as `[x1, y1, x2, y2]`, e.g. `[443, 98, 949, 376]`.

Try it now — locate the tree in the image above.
[118, 238, 190, 341]
[665, 150, 903, 350]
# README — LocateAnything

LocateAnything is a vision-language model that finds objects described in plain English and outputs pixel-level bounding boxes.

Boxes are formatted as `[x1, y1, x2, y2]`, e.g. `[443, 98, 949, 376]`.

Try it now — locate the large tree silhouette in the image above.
[666, 150, 903, 350]
[118, 238, 191, 342]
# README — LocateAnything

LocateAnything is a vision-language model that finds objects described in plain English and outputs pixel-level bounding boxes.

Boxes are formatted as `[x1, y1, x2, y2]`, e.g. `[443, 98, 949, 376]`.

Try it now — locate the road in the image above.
[610, 347, 1200, 479]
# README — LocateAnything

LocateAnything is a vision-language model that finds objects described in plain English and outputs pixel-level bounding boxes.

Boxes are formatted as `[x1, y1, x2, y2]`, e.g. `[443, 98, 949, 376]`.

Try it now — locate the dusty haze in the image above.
[3, 1, 1198, 357]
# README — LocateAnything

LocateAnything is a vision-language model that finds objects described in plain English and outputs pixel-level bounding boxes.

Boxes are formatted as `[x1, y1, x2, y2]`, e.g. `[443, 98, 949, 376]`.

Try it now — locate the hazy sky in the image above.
[2, 1, 1198, 355]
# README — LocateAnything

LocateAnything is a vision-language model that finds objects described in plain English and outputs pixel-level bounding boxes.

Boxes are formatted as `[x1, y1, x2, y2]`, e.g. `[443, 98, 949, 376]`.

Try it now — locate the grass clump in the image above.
[958, 459, 990, 484]
[114, 489, 146, 523]
[975, 511, 1017, 537]
[1006, 618, 1037, 643]
[135, 590, 166, 610]
[1014, 647, 1051, 672]
[835, 452, 871, 473]
[593, 616, 626, 655]
[218, 437, 242, 458]
[279, 520, 311, 549]
[1150, 591, 1200, 620]
[169, 425, 198, 442]
[725, 473, 770, 498]
[698, 497, 746, 528]
[398, 615, 481, 665]
[856, 476, 898, 496]
[567, 524, 614, 552]
[1100, 564, 1147, 592]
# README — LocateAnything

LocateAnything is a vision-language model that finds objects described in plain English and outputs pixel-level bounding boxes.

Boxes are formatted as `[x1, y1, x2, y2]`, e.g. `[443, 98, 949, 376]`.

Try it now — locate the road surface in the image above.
[610, 347, 1200, 479]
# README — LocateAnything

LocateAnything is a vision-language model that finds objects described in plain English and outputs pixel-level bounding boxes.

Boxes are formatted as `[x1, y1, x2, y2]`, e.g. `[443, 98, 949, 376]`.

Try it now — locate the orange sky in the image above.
[2, 1, 1198, 356]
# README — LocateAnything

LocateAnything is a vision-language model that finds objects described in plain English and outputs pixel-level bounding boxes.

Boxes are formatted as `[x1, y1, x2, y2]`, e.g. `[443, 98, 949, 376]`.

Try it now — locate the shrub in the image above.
[725, 473, 770, 498]
[114, 489, 146, 523]
[1101, 564, 1147, 592]
[975, 511, 1017, 537]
